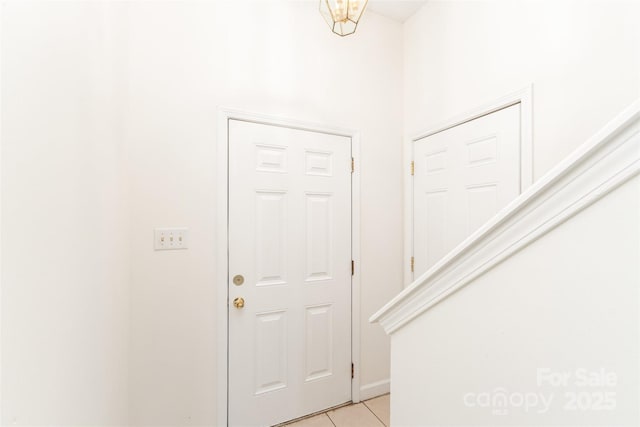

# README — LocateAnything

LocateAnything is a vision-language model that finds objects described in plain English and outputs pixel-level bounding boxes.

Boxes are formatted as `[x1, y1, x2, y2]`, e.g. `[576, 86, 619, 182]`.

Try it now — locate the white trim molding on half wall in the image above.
[377, 98, 640, 334]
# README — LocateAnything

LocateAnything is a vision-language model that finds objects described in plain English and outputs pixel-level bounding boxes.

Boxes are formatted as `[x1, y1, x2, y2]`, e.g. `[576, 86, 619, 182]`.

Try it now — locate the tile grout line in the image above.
[282, 398, 389, 427]
[362, 400, 387, 427]
[280, 402, 351, 426]
[324, 412, 337, 427]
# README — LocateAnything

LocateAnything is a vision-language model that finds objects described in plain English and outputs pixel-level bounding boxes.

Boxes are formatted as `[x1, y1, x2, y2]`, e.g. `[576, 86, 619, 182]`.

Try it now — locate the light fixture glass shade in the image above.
[319, 0, 369, 37]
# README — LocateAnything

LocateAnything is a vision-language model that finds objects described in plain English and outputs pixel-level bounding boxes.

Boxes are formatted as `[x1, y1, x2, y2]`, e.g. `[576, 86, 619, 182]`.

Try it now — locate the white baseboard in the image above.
[359, 379, 390, 401]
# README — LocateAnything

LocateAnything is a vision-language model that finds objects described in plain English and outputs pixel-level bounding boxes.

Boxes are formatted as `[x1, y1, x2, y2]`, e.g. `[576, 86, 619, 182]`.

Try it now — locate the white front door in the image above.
[228, 120, 352, 427]
[413, 104, 521, 278]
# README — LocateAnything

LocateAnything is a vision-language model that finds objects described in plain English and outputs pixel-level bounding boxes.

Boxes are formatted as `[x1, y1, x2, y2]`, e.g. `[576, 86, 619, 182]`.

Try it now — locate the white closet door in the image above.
[413, 104, 521, 278]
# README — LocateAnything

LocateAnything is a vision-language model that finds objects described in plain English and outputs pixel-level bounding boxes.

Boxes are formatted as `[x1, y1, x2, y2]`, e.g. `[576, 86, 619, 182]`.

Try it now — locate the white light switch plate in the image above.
[154, 228, 189, 250]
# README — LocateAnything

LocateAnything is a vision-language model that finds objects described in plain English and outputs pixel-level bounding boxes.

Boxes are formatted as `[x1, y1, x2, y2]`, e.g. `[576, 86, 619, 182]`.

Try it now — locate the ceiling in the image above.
[366, 0, 429, 23]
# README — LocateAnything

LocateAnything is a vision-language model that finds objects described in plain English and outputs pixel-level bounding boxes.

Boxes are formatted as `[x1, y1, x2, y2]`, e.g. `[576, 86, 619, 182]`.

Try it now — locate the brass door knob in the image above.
[233, 297, 245, 309]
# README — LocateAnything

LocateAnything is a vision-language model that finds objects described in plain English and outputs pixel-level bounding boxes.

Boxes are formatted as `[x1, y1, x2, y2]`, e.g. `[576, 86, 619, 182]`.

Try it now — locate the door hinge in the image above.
[351, 157, 355, 173]
[411, 256, 415, 273]
[351, 363, 354, 379]
[351, 260, 355, 276]
[410, 161, 415, 176]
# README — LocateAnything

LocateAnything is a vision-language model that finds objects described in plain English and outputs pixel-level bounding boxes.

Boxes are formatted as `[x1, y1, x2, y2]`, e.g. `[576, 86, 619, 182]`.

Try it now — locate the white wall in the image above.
[11, 0, 634, 424]
[404, 0, 640, 180]
[1, 1, 403, 425]
[123, 2, 403, 425]
[1, 2, 129, 425]
[391, 175, 640, 426]
[391, 2, 640, 425]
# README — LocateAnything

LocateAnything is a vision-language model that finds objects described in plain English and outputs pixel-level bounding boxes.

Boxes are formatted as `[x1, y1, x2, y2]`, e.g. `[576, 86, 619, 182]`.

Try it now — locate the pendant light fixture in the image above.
[319, 0, 369, 37]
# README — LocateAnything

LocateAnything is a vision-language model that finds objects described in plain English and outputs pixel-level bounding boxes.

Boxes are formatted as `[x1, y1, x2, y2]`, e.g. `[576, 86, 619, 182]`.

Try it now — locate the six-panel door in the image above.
[228, 120, 352, 426]
[413, 104, 521, 278]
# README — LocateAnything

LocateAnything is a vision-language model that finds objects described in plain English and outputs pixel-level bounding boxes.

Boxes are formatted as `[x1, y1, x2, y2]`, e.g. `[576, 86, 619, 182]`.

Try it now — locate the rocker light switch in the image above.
[154, 228, 189, 250]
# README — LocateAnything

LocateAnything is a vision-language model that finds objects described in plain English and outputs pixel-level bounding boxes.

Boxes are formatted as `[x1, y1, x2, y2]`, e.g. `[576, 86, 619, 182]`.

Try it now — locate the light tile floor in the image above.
[284, 394, 390, 427]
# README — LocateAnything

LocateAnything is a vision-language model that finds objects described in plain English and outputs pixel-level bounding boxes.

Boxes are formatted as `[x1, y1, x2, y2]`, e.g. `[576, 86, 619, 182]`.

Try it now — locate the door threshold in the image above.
[274, 401, 352, 427]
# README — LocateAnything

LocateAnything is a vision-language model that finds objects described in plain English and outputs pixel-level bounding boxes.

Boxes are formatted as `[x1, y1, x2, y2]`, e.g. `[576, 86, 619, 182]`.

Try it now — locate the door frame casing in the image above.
[216, 108, 362, 427]
[404, 85, 534, 285]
